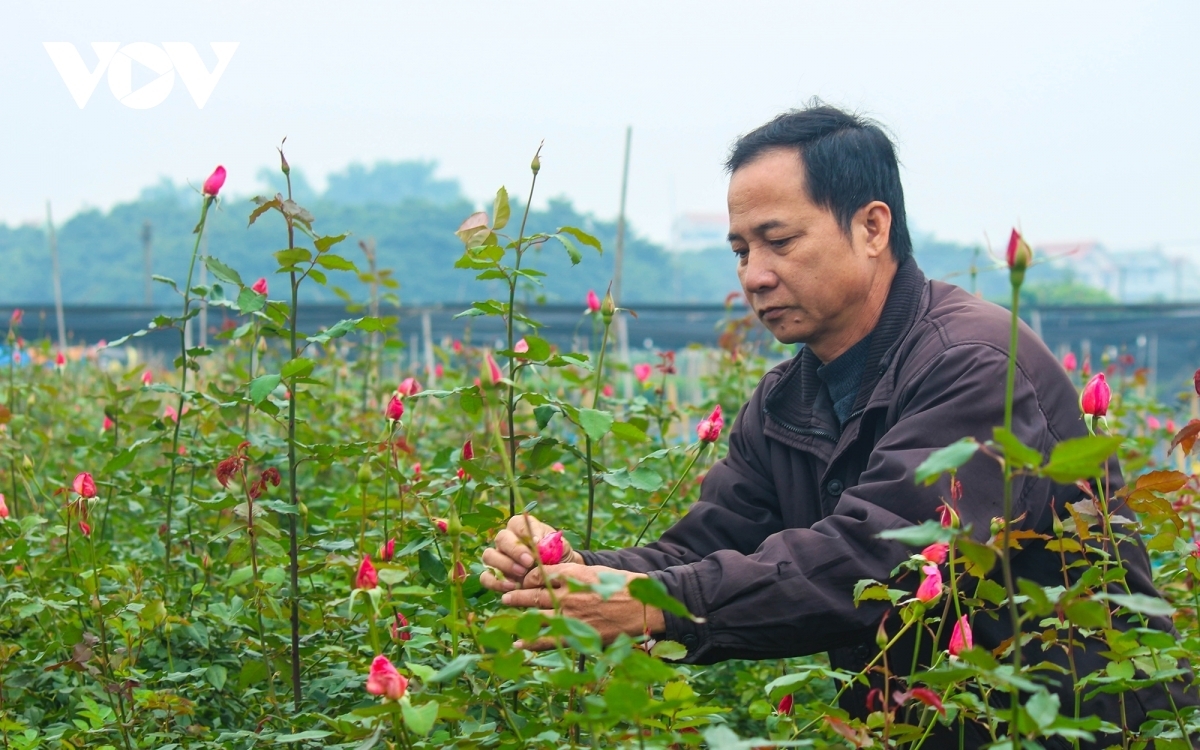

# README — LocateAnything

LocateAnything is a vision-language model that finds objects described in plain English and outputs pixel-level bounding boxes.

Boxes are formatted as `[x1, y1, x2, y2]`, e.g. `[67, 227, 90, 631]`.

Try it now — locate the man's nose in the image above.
[740, 250, 778, 294]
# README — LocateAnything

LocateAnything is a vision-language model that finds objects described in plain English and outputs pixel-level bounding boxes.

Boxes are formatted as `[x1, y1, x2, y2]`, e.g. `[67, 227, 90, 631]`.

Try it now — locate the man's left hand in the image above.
[499, 563, 666, 650]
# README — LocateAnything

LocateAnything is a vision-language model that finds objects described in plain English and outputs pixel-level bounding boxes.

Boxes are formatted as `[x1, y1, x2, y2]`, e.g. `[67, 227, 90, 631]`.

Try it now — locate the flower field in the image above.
[1, 151, 1200, 748]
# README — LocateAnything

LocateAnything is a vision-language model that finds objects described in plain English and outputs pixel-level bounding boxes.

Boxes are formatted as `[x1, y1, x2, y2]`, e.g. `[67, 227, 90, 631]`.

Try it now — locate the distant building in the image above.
[670, 212, 728, 252]
[1036, 241, 1200, 302]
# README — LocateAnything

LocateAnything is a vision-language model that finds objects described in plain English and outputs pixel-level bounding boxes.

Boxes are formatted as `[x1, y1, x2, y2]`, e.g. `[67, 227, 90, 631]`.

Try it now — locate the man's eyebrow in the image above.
[727, 220, 787, 243]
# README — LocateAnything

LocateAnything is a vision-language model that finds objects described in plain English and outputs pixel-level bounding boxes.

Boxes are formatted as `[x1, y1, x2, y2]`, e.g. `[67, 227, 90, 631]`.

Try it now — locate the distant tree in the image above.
[324, 161, 462, 206]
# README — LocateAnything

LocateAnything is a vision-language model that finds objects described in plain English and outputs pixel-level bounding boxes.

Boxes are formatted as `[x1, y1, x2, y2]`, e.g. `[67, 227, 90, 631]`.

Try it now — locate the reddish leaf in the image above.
[1170, 419, 1200, 457]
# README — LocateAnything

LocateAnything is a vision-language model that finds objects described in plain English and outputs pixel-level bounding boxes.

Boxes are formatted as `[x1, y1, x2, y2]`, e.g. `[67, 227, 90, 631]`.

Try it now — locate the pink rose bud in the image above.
[514, 338, 529, 356]
[915, 564, 942, 603]
[397, 377, 421, 397]
[355, 556, 378, 590]
[251, 277, 268, 295]
[586, 289, 601, 313]
[949, 615, 973, 656]
[1147, 415, 1161, 430]
[434, 363, 444, 378]
[380, 538, 395, 562]
[385, 394, 404, 422]
[1081, 373, 1111, 418]
[696, 404, 725, 443]
[202, 165, 226, 197]
[391, 611, 411, 641]
[634, 363, 652, 383]
[79, 520, 92, 537]
[1194, 368, 1200, 398]
[365, 655, 408, 700]
[102, 415, 114, 431]
[921, 542, 948, 565]
[452, 340, 463, 355]
[164, 405, 178, 423]
[777, 694, 794, 715]
[1005, 228, 1031, 272]
[141, 370, 153, 386]
[0, 493, 8, 519]
[456, 467, 466, 481]
[537, 530, 565, 565]
[411, 463, 422, 479]
[452, 561, 468, 583]
[602, 384, 614, 398]
[1167, 419, 1177, 433]
[1062, 352, 1077, 372]
[551, 462, 565, 473]
[9, 309, 22, 326]
[73, 472, 97, 499]
[434, 518, 448, 534]
[462, 440, 474, 461]
[55, 351, 66, 368]
[486, 352, 503, 385]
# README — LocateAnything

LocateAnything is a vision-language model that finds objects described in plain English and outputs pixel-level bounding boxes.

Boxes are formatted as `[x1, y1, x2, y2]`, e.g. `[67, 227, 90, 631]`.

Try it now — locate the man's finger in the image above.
[482, 547, 526, 582]
[479, 569, 516, 593]
[500, 587, 551, 609]
[495, 529, 536, 570]
[523, 563, 591, 590]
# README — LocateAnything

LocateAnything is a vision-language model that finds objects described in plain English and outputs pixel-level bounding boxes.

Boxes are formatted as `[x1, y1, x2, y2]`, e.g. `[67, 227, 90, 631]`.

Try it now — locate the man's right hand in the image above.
[480, 514, 583, 592]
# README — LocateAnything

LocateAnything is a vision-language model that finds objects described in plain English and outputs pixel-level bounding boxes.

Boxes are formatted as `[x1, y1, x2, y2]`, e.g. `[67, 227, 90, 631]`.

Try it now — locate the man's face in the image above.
[728, 148, 888, 352]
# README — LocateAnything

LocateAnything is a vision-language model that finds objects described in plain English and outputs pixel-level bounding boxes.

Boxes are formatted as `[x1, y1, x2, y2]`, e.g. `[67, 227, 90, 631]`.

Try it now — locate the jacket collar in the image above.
[763, 258, 927, 447]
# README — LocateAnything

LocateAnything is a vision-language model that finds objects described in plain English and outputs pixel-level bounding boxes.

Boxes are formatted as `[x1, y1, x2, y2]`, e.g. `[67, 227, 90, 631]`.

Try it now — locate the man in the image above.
[480, 105, 1190, 744]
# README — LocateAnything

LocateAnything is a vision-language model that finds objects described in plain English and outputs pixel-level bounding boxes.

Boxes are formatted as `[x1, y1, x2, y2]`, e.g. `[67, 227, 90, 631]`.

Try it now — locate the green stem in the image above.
[634, 443, 707, 545]
[164, 196, 212, 599]
[284, 170, 303, 711]
[505, 161, 540, 518]
[1000, 281, 1021, 747]
[582, 319, 612, 551]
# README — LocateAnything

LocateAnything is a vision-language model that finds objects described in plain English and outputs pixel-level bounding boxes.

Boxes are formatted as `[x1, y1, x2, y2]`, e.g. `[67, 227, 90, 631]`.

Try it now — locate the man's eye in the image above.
[768, 237, 790, 249]
[732, 247, 748, 261]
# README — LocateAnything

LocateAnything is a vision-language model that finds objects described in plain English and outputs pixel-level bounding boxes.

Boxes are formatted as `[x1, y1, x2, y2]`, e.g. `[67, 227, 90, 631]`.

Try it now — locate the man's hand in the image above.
[499, 563, 667, 650]
[480, 514, 583, 592]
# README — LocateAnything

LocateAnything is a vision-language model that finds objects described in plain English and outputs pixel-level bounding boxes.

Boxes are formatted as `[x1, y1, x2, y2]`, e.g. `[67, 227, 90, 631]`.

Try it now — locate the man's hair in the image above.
[726, 103, 912, 264]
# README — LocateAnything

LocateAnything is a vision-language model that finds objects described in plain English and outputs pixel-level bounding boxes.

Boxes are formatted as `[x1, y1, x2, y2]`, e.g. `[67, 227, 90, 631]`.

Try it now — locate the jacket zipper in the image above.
[764, 408, 838, 442]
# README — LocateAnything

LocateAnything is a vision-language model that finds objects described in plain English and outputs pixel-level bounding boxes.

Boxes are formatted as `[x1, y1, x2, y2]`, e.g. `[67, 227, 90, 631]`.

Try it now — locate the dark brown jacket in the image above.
[582, 259, 1191, 746]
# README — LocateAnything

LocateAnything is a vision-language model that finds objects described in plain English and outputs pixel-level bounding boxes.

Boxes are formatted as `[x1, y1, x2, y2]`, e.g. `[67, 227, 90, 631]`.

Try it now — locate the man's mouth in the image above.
[757, 306, 788, 322]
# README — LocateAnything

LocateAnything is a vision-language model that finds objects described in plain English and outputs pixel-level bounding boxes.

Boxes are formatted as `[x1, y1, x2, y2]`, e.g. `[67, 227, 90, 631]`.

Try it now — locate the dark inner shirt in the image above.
[816, 333, 873, 426]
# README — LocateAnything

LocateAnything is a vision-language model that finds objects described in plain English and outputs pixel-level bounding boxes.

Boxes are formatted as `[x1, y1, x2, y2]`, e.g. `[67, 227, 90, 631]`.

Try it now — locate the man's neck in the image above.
[809, 260, 899, 363]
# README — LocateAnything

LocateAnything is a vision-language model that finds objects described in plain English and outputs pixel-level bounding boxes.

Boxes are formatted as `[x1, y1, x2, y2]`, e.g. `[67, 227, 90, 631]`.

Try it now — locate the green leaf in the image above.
[1065, 599, 1108, 629]
[281, 358, 314, 379]
[628, 577, 700, 621]
[402, 700, 439, 737]
[315, 254, 357, 271]
[534, 405, 558, 430]
[650, 640, 688, 661]
[274, 248, 312, 267]
[205, 664, 227, 691]
[236, 286, 266, 313]
[992, 427, 1042, 469]
[628, 466, 664, 492]
[914, 438, 979, 485]
[877, 521, 952, 547]
[558, 235, 582, 265]
[205, 256, 243, 286]
[307, 318, 363, 344]
[226, 567, 254, 587]
[314, 233, 349, 252]
[519, 335, 551, 361]
[492, 187, 510, 231]
[610, 421, 650, 444]
[427, 654, 480, 683]
[1025, 690, 1060, 731]
[275, 730, 333, 742]
[558, 225, 603, 252]
[238, 659, 268, 689]
[1040, 435, 1124, 483]
[1095, 592, 1176, 617]
[578, 408, 614, 442]
[102, 447, 139, 474]
[249, 374, 281, 404]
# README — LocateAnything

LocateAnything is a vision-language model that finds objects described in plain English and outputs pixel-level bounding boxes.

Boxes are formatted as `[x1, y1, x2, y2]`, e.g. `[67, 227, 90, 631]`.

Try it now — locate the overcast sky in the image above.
[3, 1, 1198, 256]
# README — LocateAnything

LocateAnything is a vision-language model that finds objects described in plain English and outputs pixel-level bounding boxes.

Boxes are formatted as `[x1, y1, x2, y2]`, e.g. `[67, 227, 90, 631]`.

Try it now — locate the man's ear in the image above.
[855, 200, 893, 260]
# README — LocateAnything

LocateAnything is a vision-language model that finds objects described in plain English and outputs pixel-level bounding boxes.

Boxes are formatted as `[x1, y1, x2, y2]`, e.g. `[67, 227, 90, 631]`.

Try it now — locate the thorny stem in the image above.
[165, 195, 212, 599]
[283, 160, 303, 711]
[87, 533, 133, 750]
[634, 443, 708, 545]
[1000, 281, 1022, 747]
[505, 144, 542, 518]
[582, 316, 612, 551]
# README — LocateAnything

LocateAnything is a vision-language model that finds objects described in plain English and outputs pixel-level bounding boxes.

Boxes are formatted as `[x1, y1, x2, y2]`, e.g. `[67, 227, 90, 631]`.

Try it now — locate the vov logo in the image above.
[43, 42, 239, 109]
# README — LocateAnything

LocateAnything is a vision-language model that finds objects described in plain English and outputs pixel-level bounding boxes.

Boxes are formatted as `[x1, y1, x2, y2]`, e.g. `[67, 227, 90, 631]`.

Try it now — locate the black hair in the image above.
[726, 103, 912, 263]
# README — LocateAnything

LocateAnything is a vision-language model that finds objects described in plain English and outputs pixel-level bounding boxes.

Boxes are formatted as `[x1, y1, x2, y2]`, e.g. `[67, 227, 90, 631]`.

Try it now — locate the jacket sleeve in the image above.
[648, 341, 1065, 663]
[579, 374, 785, 573]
